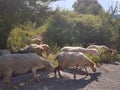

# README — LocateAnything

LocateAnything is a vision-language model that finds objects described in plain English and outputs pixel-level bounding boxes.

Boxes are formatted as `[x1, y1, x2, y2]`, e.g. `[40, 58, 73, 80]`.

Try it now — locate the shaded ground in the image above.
[0, 62, 120, 90]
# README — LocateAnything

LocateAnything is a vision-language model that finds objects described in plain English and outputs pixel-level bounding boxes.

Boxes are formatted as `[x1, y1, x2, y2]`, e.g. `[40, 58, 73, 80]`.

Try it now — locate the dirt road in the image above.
[0, 62, 120, 90]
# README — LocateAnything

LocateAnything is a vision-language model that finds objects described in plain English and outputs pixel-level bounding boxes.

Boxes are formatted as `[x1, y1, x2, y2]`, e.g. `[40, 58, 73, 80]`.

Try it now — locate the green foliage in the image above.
[7, 22, 46, 52]
[7, 28, 33, 51]
[43, 10, 113, 48]
[116, 54, 120, 61]
[47, 54, 58, 67]
[100, 53, 116, 63]
[50, 43, 61, 53]
[86, 53, 119, 64]
[87, 55, 101, 64]
[43, 11, 73, 47]
[73, 0, 103, 15]
[98, 10, 120, 48]
[0, 0, 60, 49]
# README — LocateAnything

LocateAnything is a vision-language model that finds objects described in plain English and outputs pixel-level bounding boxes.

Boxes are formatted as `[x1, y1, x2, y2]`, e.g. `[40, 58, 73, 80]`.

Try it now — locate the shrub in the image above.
[100, 53, 115, 63]
[7, 28, 33, 51]
[116, 54, 120, 61]
[88, 55, 101, 64]
[7, 23, 46, 52]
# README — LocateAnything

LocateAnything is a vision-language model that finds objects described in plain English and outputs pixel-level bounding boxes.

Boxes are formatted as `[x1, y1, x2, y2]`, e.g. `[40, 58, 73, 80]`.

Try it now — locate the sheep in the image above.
[87, 45, 101, 49]
[15, 44, 44, 57]
[54, 52, 96, 79]
[87, 44, 117, 57]
[16, 44, 51, 57]
[101, 48, 118, 62]
[33, 46, 44, 57]
[87, 45, 110, 52]
[29, 44, 51, 57]
[29, 44, 44, 57]
[100, 45, 110, 51]
[15, 45, 35, 53]
[111, 49, 117, 56]
[61, 46, 100, 56]
[39, 44, 52, 57]
[0, 53, 54, 90]
[60, 46, 85, 52]
[111, 49, 118, 61]
[0, 49, 10, 56]
[83, 48, 100, 56]
[87, 45, 111, 54]
[31, 38, 42, 45]
[87, 45, 119, 63]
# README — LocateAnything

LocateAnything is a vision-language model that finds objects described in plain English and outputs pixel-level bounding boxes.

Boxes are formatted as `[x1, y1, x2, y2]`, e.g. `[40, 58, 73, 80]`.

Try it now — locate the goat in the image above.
[0, 53, 54, 90]
[39, 44, 52, 57]
[31, 38, 42, 45]
[61, 46, 100, 56]
[54, 52, 96, 79]
[15, 44, 44, 57]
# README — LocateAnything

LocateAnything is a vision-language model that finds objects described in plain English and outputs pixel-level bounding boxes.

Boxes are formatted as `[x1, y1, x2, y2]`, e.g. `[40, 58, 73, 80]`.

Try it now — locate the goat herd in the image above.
[0, 38, 118, 90]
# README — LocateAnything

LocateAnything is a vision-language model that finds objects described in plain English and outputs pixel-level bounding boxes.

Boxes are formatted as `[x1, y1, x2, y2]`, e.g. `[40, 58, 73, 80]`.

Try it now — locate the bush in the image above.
[87, 53, 118, 64]
[100, 53, 116, 63]
[7, 25, 45, 52]
[116, 54, 120, 61]
[47, 54, 58, 67]
[88, 55, 101, 64]
[7, 28, 32, 51]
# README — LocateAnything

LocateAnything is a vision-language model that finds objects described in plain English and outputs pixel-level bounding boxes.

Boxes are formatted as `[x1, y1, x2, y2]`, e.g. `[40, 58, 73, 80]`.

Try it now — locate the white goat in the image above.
[31, 38, 42, 45]
[16, 44, 44, 57]
[61, 46, 100, 56]
[87, 45, 110, 52]
[61, 46, 85, 52]
[0, 53, 54, 90]
[29, 44, 52, 57]
[54, 52, 96, 79]
[83, 48, 100, 56]
[39, 44, 52, 57]
[17, 44, 51, 57]
[0, 49, 10, 56]
[86, 44, 115, 56]
[30, 44, 44, 56]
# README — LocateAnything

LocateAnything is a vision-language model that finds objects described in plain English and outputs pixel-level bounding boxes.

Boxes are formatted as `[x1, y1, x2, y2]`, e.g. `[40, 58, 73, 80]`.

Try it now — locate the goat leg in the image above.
[4, 77, 19, 90]
[74, 65, 78, 79]
[84, 66, 89, 77]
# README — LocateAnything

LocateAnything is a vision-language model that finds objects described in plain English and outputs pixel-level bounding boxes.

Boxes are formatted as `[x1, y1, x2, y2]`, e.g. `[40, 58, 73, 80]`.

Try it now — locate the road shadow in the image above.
[21, 72, 101, 90]
[0, 70, 101, 90]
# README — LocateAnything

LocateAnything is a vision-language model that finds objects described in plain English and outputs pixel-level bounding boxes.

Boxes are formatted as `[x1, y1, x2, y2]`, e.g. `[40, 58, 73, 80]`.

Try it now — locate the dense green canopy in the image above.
[0, 0, 59, 49]
[73, 0, 103, 15]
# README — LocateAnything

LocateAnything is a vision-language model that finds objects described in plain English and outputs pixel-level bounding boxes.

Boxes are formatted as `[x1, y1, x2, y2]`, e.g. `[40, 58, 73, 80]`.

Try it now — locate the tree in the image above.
[43, 10, 103, 47]
[72, 0, 103, 15]
[96, 1, 120, 52]
[0, 0, 59, 49]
